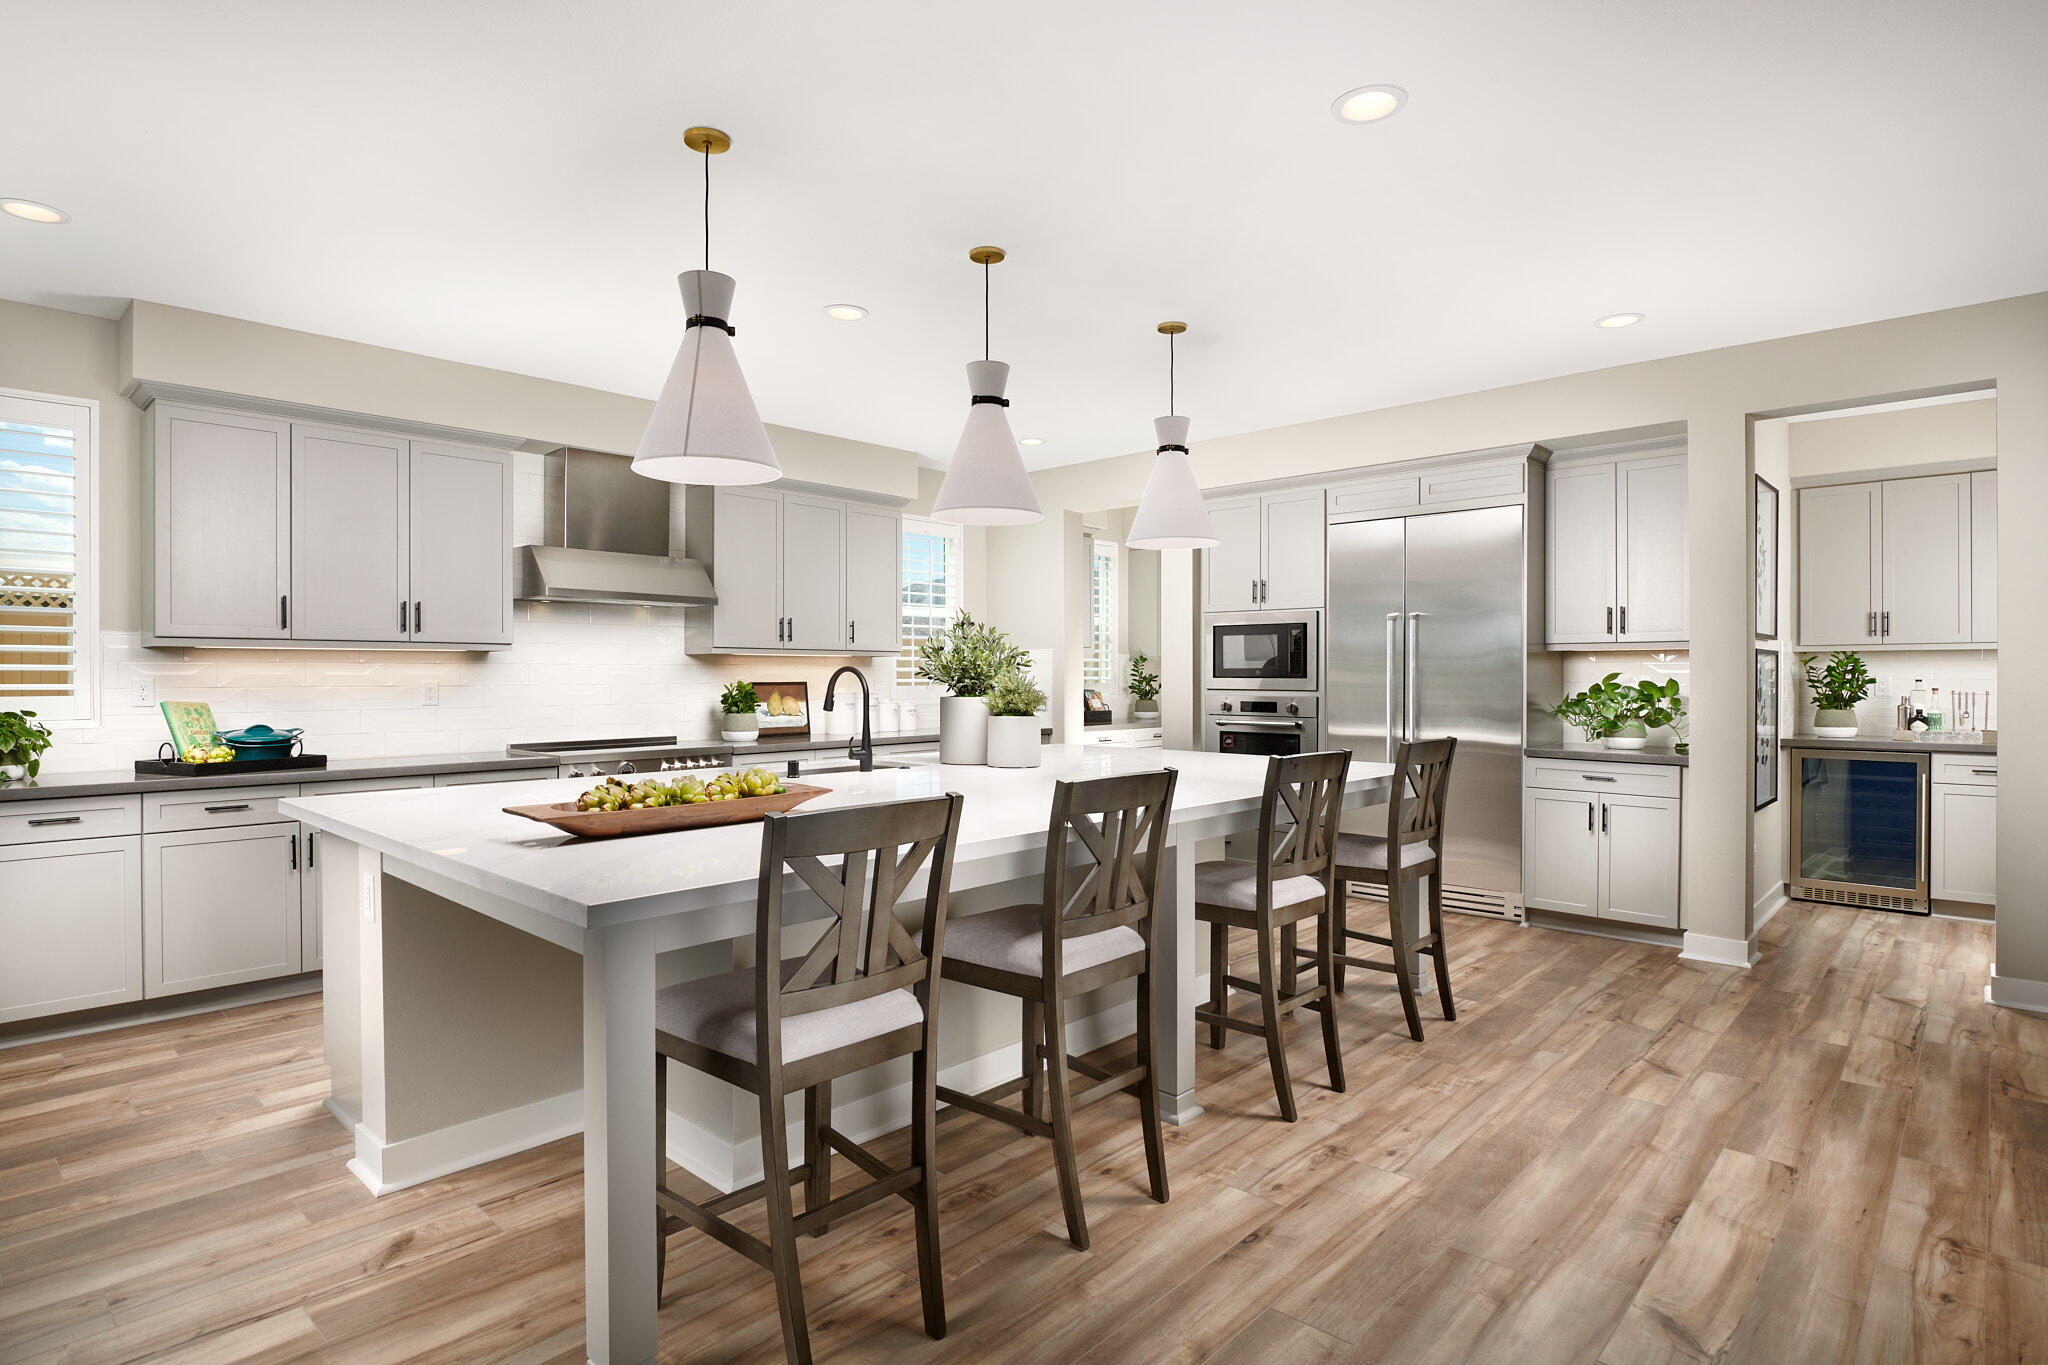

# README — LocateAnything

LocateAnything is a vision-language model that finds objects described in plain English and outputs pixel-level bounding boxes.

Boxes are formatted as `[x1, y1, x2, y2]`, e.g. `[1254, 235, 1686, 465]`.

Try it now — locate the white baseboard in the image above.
[1753, 883, 1788, 932]
[347, 1090, 583, 1196]
[1988, 968, 2048, 1015]
[1680, 931, 1759, 969]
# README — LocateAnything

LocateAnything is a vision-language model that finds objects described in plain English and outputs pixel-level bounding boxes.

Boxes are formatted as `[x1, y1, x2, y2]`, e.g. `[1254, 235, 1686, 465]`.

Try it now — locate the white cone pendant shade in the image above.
[932, 359, 1042, 525]
[632, 269, 780, 486]
[1127, 414, 1217, 549]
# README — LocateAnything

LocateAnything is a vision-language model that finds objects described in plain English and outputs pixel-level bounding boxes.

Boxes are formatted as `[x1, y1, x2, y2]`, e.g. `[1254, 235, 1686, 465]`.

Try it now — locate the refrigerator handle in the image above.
[1384, 612, 1400, 761]
[1406, 612, 1424, 742]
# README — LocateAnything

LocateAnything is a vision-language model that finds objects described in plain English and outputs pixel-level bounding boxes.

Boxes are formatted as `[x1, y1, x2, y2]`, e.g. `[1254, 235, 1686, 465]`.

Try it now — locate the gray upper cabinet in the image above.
[1201, 490, 1324, 611]
[780, 494, 846, 652]
[148, 402, 513, 649]
[408, 440, 514, 646]
[845, 504, 903, 653]
[1545, 452, 1687, 645]
[290, 424, 410, 642]
[150, 403, 293, 640]
[705, 487, 785, 651]
[1796, 473, 1987, 648]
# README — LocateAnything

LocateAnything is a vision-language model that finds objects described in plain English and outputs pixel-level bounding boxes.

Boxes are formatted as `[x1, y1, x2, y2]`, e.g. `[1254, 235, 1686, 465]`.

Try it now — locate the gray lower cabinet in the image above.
[0, 836, 145, 1023]
[1522, 759, 1682, 930]
[142, 825, 303, 997]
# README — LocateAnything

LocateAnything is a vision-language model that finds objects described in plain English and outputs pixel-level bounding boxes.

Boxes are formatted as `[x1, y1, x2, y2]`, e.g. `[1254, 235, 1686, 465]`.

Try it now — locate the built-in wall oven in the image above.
[1203, 610, 1319, 692]
[1204, 691, 1319, 756]
[1789, 747, 1930, 914]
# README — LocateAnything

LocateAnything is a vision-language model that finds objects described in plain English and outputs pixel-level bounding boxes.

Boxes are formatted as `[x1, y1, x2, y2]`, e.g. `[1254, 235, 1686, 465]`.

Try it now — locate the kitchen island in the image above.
[283, 745, 1394, 1364]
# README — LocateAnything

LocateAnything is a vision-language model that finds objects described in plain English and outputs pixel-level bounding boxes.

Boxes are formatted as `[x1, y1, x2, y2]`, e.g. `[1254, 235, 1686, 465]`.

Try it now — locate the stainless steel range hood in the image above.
[516, 449, 718, 607]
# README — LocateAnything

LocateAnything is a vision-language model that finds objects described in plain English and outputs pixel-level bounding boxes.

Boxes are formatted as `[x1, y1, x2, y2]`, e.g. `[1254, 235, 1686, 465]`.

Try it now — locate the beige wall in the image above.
[1020, 292, 2048, 987]
[1789, 395, 1996, 477]
[1752, 417, 1794, 921]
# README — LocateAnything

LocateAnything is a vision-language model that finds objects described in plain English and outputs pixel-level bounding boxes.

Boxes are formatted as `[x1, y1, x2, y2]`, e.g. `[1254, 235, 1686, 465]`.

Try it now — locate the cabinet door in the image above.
[1617, 455, 1688, 642]
[845, 504, 902, 653]
[301, 824, 322, 970]
[408, 441, 512, 645]
[711, 487, 786, 650]
[1545, 462, 1618, 644]
[1201, 497, 1263, 611]
[291, 424, 409, 642]
[1598, 794, 1681, 929]
[1971, 470, 1996, 643]
[143, 826, 302, 997]
[1931, 783, 1995, 905]
[1796, 482, 1883, 647]
[152, 404, 292, 640]
[1260, 489, 1327, 609]
[1881, 474, 1972, 644]
[781, 495, 847, 652]
[0, 836, 143, 1024]
[1522, 788, 1600, 916]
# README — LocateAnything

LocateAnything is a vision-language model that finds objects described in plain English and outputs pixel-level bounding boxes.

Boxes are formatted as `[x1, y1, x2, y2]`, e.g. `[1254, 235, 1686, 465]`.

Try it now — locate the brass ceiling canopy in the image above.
[682, 127, 731, 155]
[968, 245, 1006, 265]
[1158, 321, 1187, 335]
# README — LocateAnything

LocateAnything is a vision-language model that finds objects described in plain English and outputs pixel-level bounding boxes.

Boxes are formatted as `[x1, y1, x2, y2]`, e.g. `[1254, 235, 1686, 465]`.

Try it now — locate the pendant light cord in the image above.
[702, 144, 711, 272]
[983, 259, 991, 361]
[1169, 330, 1177, 417]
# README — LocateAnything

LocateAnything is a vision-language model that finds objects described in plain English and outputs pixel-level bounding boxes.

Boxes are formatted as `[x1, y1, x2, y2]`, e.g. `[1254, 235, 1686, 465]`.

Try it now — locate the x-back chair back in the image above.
[1258, 748, 1350, 901]
[1038, 768, 1179, 970]
[1385, 736, 1456, 861]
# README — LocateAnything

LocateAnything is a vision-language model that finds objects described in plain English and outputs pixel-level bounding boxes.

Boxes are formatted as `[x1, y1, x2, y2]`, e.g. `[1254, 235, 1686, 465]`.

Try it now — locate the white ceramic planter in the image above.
[939, 695, 989, 765]
[1813, 708, 1859, 739]
[720, 712, 760, 743]
[985, 715, 1041, 769]
[1603, 723, 1649, 751]
[0, 761, 24, 783]
[1133, 705, 1159, 721]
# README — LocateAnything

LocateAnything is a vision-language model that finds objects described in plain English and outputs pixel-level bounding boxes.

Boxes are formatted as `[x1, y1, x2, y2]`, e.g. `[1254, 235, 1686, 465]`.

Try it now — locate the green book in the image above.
[159, 701, 221, 758]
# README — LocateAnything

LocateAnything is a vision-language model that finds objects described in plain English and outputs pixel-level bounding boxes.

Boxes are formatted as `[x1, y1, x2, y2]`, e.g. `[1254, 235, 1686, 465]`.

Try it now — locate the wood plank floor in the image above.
[2, 900, 2042, 1363]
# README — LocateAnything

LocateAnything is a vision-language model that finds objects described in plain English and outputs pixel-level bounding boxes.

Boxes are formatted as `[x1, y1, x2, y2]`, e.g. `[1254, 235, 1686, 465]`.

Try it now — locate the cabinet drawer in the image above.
[1524, 758, 1681, 799]
[143, 785, 300, 832]
[1931, 754, 1997, 787]
[0, 795, 142, 847]
[432, 766, 556, 787]
[1328, 475, 1419, 518]
[0, 836, 145, 1023]
[1422, 462, 1523, 505]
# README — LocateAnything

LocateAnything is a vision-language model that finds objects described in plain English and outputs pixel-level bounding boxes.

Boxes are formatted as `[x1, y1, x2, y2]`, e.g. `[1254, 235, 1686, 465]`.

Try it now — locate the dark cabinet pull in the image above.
[1619, 605, 1628, 634]
[1587, 802, 1593, 831]
[204, 803, 252, 813]
[1581, 774, 1618, 782]
[1606, 606, 1614, 634]
[1881, 610, 1890, 636]
[848, 619, 855, 646]
[1867, 610, 1878, 636]
[414, 601, 423, 634]
[1601, 803, 1609, 834]
[27, 815, 82, 827]
[400, 600, 409, 632]
[280, 595, 289, 631]
[289, 833, 298, 871]
[307, 831, 317, 868]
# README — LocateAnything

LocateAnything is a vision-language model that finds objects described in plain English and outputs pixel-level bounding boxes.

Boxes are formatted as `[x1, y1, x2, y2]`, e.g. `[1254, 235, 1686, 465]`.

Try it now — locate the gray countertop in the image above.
[1779, 733, 1996, 756]
[0, 731, 948, 803]
[1524, 743, 1689, 767]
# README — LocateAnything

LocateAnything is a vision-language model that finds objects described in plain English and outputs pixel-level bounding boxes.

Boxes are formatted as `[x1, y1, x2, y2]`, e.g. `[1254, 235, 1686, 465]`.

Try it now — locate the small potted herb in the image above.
[1552, 673, 1684, 750]
[0, 708, 53, 782]
[1801, 651, 1873, 738]
[719, 680, 761, 743]
[1128, 653, 1160, 721]
[984, 667, 1048, 769]
[913, 612, 1030, 764]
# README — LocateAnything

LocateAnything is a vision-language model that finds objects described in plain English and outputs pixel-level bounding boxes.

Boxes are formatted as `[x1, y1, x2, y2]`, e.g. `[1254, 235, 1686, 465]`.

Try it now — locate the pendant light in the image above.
[632, 126, 780, 486]
[931, 246, 1042, 525]
[1125, 321, 1218, 550]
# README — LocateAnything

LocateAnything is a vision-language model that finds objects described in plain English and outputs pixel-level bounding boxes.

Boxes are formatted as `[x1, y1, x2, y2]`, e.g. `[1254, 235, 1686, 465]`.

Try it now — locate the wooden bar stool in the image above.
[652, 791, 965, 1365]
[1329, 736, 1458, 1041]
[1195, 750, 1351, 1123]
[935, 768, 1179, 1250]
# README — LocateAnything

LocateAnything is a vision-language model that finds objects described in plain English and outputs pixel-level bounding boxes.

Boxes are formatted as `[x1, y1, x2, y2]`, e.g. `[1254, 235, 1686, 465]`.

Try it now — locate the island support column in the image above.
[583, 916, 665, 1365]
[1153, 839, 1202, 1125]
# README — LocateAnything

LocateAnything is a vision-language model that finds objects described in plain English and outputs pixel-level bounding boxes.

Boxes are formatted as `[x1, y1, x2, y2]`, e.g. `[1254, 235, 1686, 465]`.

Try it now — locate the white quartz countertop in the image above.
[281, 746, 1393, 931]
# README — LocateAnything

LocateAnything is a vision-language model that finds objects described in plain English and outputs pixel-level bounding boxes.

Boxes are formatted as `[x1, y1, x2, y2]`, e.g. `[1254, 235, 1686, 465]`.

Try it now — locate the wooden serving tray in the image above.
[503, 783, 830, 839]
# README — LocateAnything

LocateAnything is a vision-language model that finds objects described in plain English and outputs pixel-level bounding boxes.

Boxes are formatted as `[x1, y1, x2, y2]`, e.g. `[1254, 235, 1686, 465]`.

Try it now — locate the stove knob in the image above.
[1221, 701, 1233, 713]
[1287, 703, 1299, 716]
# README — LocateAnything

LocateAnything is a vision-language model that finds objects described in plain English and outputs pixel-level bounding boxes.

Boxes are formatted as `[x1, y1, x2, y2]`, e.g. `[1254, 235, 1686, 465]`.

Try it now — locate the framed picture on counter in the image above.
[754, 682, 810, 737]
[1756, 475, 1780, 639]
[1755, 648, 1779, 810]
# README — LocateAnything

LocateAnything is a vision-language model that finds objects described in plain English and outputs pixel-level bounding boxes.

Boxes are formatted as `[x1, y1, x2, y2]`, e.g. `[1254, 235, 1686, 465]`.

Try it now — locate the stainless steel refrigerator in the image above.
[1327, 504, 1531, 914]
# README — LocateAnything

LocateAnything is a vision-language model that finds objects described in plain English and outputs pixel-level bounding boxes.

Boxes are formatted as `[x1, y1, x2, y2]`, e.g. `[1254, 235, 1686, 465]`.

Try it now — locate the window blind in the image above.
[0, 413, 82, 703]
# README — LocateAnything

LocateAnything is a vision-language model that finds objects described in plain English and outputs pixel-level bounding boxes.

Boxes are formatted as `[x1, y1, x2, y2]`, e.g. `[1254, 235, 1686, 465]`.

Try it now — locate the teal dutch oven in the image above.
[216, 724, 304, 759]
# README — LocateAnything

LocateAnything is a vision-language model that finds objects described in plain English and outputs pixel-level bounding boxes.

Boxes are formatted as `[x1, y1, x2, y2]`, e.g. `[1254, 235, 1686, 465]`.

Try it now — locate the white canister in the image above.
[986, 714, 1041, 768]
[878, 700, 901, 732]
[939, 695, 989, 764]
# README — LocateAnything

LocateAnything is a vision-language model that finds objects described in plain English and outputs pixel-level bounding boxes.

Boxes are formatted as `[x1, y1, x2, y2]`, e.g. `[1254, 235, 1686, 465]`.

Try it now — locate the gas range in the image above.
[505, 735, 733, 778]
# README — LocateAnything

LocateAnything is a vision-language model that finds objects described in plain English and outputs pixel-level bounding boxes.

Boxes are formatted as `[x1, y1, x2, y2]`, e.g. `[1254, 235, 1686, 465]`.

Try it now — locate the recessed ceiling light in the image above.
[822, 303, 867, 321]
[1596, 312, 1644, 328]
[1, 199, 69, 224]
[1019, 437, 1045, 446]
[1331, 84, 1407, 124]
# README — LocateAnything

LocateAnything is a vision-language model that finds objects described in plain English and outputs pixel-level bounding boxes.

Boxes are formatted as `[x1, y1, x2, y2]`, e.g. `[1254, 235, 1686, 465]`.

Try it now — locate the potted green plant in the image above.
[719, 680, 760, 743]
[0, 708, 53, 782]
[914, 612, 1030, 764]
[1801, 651, 1873, 738]
[984, 666, 1048, 768]
[1128, 653, 1160, 721]
[1552, 673, 1684, 750]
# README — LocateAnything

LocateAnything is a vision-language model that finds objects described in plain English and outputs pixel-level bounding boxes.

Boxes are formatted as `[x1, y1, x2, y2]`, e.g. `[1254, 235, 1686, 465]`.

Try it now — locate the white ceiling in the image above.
[5, 1, 2045, 469]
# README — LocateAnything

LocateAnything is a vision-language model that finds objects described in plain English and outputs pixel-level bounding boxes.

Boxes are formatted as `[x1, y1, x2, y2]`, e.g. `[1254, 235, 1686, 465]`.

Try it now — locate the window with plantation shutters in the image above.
[1084, 536, 1118, 691]
[898, 516, 964, 688]
[0, 392, 96, 720]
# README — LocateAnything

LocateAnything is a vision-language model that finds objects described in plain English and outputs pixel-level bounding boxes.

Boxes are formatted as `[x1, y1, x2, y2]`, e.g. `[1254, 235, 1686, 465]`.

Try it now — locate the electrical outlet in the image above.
[133, 677, 154, 708]
[421, 680, 439, 707]
[1871, 677, 1892, 699]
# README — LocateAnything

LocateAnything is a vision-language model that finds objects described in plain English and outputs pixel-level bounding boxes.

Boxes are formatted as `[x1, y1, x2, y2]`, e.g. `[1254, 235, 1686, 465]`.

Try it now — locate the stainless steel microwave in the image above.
[1203, 610, 1319, 692]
